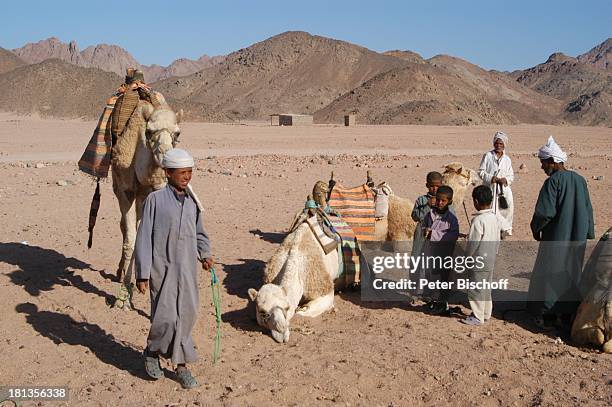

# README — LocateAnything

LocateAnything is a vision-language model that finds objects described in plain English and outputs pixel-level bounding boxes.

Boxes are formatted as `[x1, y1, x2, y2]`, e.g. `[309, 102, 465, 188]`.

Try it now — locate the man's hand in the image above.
[136, 279, 149, 294]
[202, 257, 214, 271]
[491, 176, 498, 185]
[498, 177, 508, 186]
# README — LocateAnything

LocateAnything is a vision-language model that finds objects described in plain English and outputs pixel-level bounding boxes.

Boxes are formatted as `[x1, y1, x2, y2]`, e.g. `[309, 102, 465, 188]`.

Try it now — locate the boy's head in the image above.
[435, 185, 453, 212]
[426, 171, 443, 195]
[472, 185, 493, 210]
[162, 148, 194, 191]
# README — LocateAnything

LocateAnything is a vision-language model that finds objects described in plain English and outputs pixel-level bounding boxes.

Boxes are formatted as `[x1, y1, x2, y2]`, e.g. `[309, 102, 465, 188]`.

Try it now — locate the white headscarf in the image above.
[493, 131, 509, 147]
[162, 148, 194, 169]
[538, 136, 567, 163]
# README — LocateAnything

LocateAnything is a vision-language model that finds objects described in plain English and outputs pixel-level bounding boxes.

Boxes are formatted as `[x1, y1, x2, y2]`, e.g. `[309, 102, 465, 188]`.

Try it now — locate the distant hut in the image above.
[270, 114, 280, 126]
[277, 114, 313, 126]
[344, 114, 356, 126]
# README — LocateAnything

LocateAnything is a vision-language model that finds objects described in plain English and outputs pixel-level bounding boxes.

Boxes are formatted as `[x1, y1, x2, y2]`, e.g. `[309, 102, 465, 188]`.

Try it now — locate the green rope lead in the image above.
[210, 266, 222, 363]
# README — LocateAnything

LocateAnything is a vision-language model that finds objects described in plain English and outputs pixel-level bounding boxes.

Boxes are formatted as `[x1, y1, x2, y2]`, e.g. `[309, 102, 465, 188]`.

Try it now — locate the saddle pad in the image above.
[306, 215, 338, 254]
[78, 94, 118, 178]
[328, 213, 362, 287]
[328, 183, 376, 241]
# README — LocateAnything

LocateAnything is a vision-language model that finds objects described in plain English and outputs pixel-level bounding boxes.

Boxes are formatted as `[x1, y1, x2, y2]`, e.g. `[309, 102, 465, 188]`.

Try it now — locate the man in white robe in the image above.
[478, 131, 514, 236]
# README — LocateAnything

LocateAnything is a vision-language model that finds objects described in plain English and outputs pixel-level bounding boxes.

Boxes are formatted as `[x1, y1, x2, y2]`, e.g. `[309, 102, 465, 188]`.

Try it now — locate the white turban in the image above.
[162, 148, 194, 169]
[493, 131, 508, 146]
[538, 136, 567, 163]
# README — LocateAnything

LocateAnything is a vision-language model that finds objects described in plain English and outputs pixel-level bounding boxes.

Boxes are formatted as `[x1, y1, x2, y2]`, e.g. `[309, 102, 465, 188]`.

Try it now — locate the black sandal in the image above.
[176, 368, 199, 389]
[143, 349, 164, 379]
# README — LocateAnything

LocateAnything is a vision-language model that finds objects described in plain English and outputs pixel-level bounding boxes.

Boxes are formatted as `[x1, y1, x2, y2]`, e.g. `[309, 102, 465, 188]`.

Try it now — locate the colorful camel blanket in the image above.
[328, 183, 376, 241]
[327, 212, 362, 287]
[77, 88, 164, 178]
[77, 93, 118, 178]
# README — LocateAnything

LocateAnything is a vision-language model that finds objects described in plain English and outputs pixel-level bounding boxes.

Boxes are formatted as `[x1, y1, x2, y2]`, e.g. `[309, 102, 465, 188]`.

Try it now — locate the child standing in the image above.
[411, 171, 443, 258]
[462, 185, 501, 326]
[422, 185, 460, 314]
[134, 148, 213, 389]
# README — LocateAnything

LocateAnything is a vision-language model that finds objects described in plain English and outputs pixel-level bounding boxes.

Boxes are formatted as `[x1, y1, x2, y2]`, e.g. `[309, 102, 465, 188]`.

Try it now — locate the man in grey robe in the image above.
[527, 136, 595, 327]
[135, 148, 212, 389]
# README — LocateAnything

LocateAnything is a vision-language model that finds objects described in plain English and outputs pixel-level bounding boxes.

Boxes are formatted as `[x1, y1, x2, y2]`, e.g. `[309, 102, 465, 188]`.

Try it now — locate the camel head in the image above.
[248, 285, 291, 343]
[442, 162, 480, 188]
[145, 107, 183, 167]
[441, 162, 481, 206]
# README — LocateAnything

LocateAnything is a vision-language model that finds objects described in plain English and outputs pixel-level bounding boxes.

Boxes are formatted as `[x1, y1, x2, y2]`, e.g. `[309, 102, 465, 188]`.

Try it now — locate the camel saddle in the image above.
[290, 198, 362, 286]
[110, 86, 162, 145]
[290, 199, 339, 254]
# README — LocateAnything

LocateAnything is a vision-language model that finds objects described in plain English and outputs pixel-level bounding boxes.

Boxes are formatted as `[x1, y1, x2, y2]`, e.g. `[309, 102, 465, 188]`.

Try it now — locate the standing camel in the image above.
[111, 100, 183, 285]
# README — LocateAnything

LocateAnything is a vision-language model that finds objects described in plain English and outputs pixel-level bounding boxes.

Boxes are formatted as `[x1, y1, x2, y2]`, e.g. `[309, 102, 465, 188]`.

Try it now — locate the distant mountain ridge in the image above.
[11, 37, 224, 82]
[155, 31, 411, 121]
[0, 33, 609, 126]
[0, 59, 121, 118]
[577, 38, 611, 71]
[510, 40, 612, 126]
[0, 47, 25, 75]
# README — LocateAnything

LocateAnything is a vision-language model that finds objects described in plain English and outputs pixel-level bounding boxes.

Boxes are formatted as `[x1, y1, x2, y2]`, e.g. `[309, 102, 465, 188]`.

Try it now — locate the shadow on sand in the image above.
[219, 258, 268, 333]
[249, 229, 286, 244]
[1, 242, 148, 318]
[339, 284, 571, 342]
[1, 242, 110, 300]
[15, 302, 158, 379]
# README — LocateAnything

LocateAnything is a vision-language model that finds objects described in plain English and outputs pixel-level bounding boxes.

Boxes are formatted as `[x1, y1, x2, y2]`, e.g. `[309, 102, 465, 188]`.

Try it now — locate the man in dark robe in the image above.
[527, 136, 595, 327]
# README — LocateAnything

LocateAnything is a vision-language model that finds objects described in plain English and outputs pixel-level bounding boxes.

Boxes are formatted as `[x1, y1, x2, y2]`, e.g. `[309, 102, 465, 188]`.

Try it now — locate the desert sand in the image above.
[0, 113, 610, 406]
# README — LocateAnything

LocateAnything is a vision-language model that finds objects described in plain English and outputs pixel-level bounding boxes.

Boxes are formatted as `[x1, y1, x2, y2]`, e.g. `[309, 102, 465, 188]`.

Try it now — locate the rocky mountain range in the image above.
[577, 38, 611, 71]
[510, 44, 612, 126]
[11, 37, 224, 82]
[316, 54, 563, 125]
[0, 32, 609, 126]
[155, 31, 410, 121]
[0, 47, 25, 75]
[0, 59, 121, 118]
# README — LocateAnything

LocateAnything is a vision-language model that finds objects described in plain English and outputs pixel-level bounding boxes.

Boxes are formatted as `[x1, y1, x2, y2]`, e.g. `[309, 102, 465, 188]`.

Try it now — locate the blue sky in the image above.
[2, 0, 610, 71]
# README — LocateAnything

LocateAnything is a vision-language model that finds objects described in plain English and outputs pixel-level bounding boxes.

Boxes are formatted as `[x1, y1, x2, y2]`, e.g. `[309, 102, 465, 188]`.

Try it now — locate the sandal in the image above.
[176, 368, 199, 389]
[461, 315, 484, 326]
[143, 349, 164, 379]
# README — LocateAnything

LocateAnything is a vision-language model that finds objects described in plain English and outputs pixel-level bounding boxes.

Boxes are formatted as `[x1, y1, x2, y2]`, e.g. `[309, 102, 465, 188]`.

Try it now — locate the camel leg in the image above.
[115, 189, 136, 282]
[296, 292, 334, 318]
[122, 189, 148, 287]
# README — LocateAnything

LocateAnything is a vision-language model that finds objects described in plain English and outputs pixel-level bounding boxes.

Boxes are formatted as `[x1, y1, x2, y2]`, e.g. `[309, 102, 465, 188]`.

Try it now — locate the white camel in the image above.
[249, 177, 417, 343]
[248, 222, 339, 343]
[441, 162, 480, 207]
[111, 99, 183, 283]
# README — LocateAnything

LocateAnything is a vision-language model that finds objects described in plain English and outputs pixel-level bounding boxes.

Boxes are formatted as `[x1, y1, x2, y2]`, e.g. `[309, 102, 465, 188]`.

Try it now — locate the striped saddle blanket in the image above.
[327, 212, 362, 287]
[328, 183, 376, 241]
[326, 183, 376, 286]
[78, 93, 118, 178]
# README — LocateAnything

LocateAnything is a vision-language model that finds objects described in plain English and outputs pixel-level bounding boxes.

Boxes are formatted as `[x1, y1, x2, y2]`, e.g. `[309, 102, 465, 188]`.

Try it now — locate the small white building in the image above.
[270, 113, 313, 126]
[270, 114, 280, 126]
[344, 114, 356, 126]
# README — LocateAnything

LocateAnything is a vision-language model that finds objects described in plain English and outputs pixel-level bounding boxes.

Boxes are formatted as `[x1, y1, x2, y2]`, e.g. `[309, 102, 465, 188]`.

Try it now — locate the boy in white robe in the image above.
[461, 185, 501, 326]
